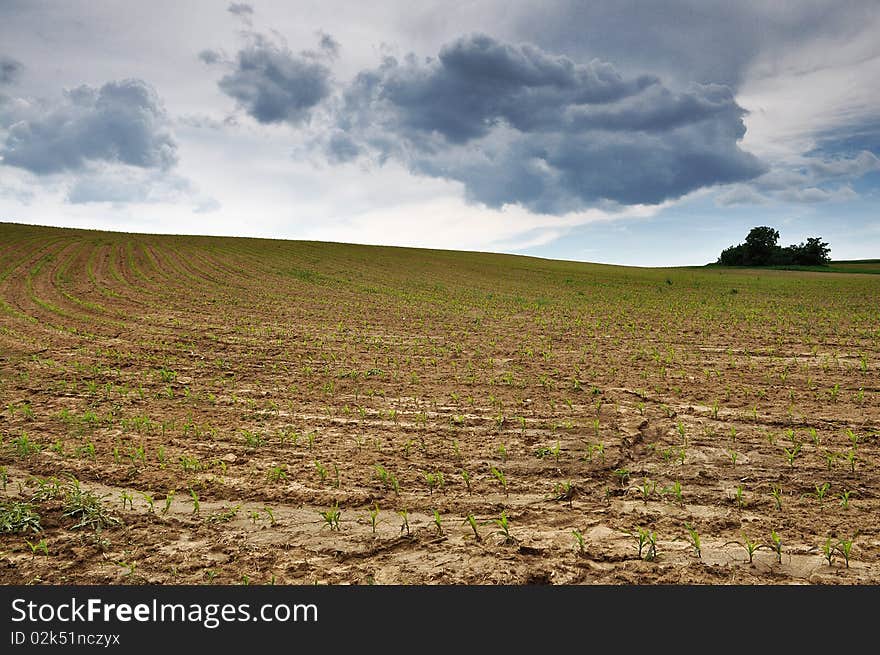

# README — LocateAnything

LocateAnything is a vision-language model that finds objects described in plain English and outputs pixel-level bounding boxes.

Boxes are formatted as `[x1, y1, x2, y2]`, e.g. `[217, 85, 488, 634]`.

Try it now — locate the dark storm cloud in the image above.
[509, 0, 879, 88]
[0, 78, 177, 175]
[334, 33, 765, 211]
[213, 34, 333, 125]
[0, 55, 23, 85]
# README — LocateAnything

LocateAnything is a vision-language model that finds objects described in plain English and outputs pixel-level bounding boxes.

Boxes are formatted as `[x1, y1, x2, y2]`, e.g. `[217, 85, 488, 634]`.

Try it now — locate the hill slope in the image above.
[1, 222, 878, 584]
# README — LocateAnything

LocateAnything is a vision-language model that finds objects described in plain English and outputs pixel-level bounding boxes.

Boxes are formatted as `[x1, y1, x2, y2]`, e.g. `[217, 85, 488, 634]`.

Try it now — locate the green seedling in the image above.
[734, 485, 746, 509]
[812, 482, 830, 506]
[613, 468, 631, 486]
[840, 489, 852, 509]
[425, 471, 445, 495]
[684, 523, 701, 559]
[464, 514, 481, 542]
[769, 483, 783, 511]
[0, 466, 8, 492]
[320, 503, 340, 531]
[843, 448, 856, 473]
[24, 538, 48, 557]
[356, 498, 374, 533]
[267, 465, 288, 483]
[490, 467, 508, 496]
[783, 443, 802, 468]
[314, 460, 328, 483]
[248, 510, 261, 524]
[263, 506, 277, 527]
[188, 488, 200, 515]
[398, 508, 410, 536]
[732, 534, 762, 564]
[208, 505, 241, 523]
[459, 469, 472, 494]
[662, 480, 683, 506]
[632, 527, 657, 560]
[767, 531, 783, 564]
[493, 510, 516, 545]
[120, 490, 133, 510]
[497, 443, 508, 462]
[636, 478, 656, 503]
[433, 509, 443, 535]
[11, 432, 42, 458]
[727, 450, 738, 467]
[162, 491, 175, 515]
[845, 429, 860, 449]
[572, 529, 585, 554]
[837, 535, 855, 568]
[823, 450, 836, 471]
[821, 537, 835, 566]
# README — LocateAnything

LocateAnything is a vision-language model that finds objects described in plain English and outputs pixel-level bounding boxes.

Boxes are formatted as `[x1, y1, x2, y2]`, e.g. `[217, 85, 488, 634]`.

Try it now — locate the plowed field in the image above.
[1, 222, 878, 584]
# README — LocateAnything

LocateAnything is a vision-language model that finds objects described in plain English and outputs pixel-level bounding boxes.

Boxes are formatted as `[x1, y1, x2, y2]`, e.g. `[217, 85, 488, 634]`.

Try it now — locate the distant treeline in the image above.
[717, 226, 831, 267]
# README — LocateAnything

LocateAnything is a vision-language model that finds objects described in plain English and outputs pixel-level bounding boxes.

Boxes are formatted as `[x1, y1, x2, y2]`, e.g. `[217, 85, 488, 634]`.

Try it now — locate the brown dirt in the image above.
[1, 223, 878, 585]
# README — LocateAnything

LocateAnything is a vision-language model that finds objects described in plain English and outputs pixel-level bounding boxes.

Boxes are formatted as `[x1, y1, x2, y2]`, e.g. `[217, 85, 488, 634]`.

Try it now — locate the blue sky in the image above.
[0, 1, 878, 265]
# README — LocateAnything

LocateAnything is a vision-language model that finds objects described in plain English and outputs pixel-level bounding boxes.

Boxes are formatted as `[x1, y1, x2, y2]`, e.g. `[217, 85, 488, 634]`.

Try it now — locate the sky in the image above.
[0, 1, 878, 266]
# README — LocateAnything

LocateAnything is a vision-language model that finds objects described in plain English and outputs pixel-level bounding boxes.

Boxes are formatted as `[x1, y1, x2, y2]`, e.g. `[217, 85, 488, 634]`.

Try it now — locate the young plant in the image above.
[836, 535, 855, 568]
[635, 478, 656, 503]
[368, 503, 380, 534]
[267, 465, 288, 483]
[632, 527, 657, 561]
[733, 485, 746, 509]
[397, 508, 410, 536]
[314, 460, 328, 483]
[767, 530, 783, 564]
[162, 490, 175, 515]
[490, 466, 508, 496]
[572, 529, 585, 554]
[662, 480, 683, 506]
[684, 523, 702, 559]
[840, 489, 852, 509]
[812, 482, 830, 507]
[459, 469, 472, 494]
[433, 509, 443, 535]
[735, 534, 762, 564]
[727, 450, 738, 467]
[821, 537, 836, 566]
[842, 448, 857, 473]
[783, 443, 802, 468]
[24, 537, 49, 557]
[189, 488, 200, 515]
[424, 470, 445, 495]
[493, 510, 516, 545]
[464, 514, 481, 542]
[320, 503, 340, 531]
[769, 483, 783, 511]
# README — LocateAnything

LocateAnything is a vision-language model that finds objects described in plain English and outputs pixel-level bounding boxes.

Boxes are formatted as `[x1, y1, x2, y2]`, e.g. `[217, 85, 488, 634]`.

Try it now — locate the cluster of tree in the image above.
[717, 226, 831, 266]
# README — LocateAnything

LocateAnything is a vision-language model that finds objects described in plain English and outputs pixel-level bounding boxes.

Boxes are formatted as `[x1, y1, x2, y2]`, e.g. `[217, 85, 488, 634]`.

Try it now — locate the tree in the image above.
[791, 237, 831, 265]
[716, 227, 830, 267]
[743, 226, 780, 266]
